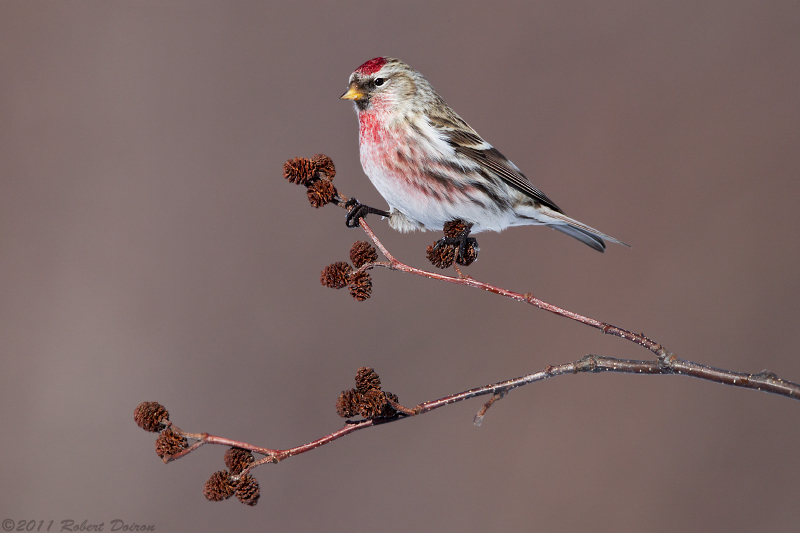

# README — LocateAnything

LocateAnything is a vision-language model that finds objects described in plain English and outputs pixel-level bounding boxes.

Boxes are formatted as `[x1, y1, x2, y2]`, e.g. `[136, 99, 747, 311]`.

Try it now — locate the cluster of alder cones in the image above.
[133, 368, 399, 506]
[202, 448, 260, 507]
[336, 367, 400, 419]
[133, 401, 260, 506]
[283, 154, 338, 208]
[320, 241, 378, 301]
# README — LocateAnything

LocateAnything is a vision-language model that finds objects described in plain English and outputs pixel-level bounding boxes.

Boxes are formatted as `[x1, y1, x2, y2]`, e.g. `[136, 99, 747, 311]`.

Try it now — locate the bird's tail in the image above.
[542, 209, 630, 253]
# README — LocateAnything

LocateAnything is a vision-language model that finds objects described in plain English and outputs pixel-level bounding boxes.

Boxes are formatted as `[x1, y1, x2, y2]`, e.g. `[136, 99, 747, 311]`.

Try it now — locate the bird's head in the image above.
[341, 57, 430, 116]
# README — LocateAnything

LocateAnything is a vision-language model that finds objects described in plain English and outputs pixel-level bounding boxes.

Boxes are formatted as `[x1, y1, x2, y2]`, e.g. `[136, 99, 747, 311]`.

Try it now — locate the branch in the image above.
[348, 217, 800, 400]
[132, 155, 800, 506]
[136, 351, 798, 494]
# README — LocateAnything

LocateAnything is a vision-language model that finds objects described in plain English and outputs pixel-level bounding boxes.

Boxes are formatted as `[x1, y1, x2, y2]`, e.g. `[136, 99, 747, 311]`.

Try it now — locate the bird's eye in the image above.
[374, 77, 386, 87]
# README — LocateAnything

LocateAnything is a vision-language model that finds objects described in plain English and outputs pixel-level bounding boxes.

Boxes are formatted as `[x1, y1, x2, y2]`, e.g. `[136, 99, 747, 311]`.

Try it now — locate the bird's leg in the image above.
[450, 233, 479, 264]
[344, 198, 391, 228]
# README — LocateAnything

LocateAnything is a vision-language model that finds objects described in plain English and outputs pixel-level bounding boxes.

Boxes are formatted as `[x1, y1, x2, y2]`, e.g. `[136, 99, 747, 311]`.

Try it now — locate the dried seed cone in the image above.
[307, 180, 338, 208]
[235, 475, 260, 506]
[443, 219, 472, 239]
[348, 271, 372, 301]
[134, 401, 169, 432]
[426, 243, 455, 269]
[311, 154, 336, 180]
[283, 157, 316, 186]
[204, 470, 235, 501]
[355, 367, 381, 393]
[358, 389, 388, 419]
[224, 447, 255, 475]
[381, 392, 400, 418]
[349, 241, 378, 268]
[321, 262, 353, 289]
[155, 428, 188, 458]
[336, 389, 360, 418]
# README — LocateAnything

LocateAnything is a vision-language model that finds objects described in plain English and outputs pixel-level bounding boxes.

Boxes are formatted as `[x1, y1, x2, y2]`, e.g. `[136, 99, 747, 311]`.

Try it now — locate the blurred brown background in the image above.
[2, 1, 799, 531]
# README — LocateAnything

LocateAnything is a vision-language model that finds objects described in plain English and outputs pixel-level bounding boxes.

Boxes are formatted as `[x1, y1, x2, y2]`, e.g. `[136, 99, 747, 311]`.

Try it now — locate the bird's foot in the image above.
[427, 220, 479, 268]
[344, 198, 391, 228]
[435, 235, 479, 266]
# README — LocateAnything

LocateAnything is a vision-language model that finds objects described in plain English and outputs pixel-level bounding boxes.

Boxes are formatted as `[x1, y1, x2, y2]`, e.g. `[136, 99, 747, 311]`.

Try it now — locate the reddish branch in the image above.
[153, 204, 799, 474]
[139, 157, 800, 493]
[152, 351, 798, 477]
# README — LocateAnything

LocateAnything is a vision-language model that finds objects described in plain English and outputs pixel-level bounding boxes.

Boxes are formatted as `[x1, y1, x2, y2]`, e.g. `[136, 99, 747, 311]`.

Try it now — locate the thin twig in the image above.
[474, 391, 508, 427]
[358, 217, 662, 355]
[163, 432, 279, 464]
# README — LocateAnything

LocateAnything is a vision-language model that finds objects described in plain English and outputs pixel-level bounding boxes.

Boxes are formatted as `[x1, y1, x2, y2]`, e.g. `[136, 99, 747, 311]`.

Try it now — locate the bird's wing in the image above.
[429, 112, 563, 214]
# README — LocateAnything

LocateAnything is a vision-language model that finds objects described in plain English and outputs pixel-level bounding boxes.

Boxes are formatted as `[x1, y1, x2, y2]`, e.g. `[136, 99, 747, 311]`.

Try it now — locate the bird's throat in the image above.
[358, 111, 385, 145]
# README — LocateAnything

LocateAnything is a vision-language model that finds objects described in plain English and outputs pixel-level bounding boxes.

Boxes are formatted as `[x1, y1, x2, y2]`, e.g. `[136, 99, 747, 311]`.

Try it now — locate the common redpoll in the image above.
[341, 57, 628, 253]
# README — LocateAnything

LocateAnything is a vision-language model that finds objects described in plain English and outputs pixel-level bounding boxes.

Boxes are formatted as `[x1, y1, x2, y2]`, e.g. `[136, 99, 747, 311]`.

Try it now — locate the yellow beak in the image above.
[340, 84, 366, 101]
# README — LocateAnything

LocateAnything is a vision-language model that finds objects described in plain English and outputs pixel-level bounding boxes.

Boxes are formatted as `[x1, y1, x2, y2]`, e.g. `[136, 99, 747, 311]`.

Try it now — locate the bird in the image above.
[340, 57, 628, 253]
